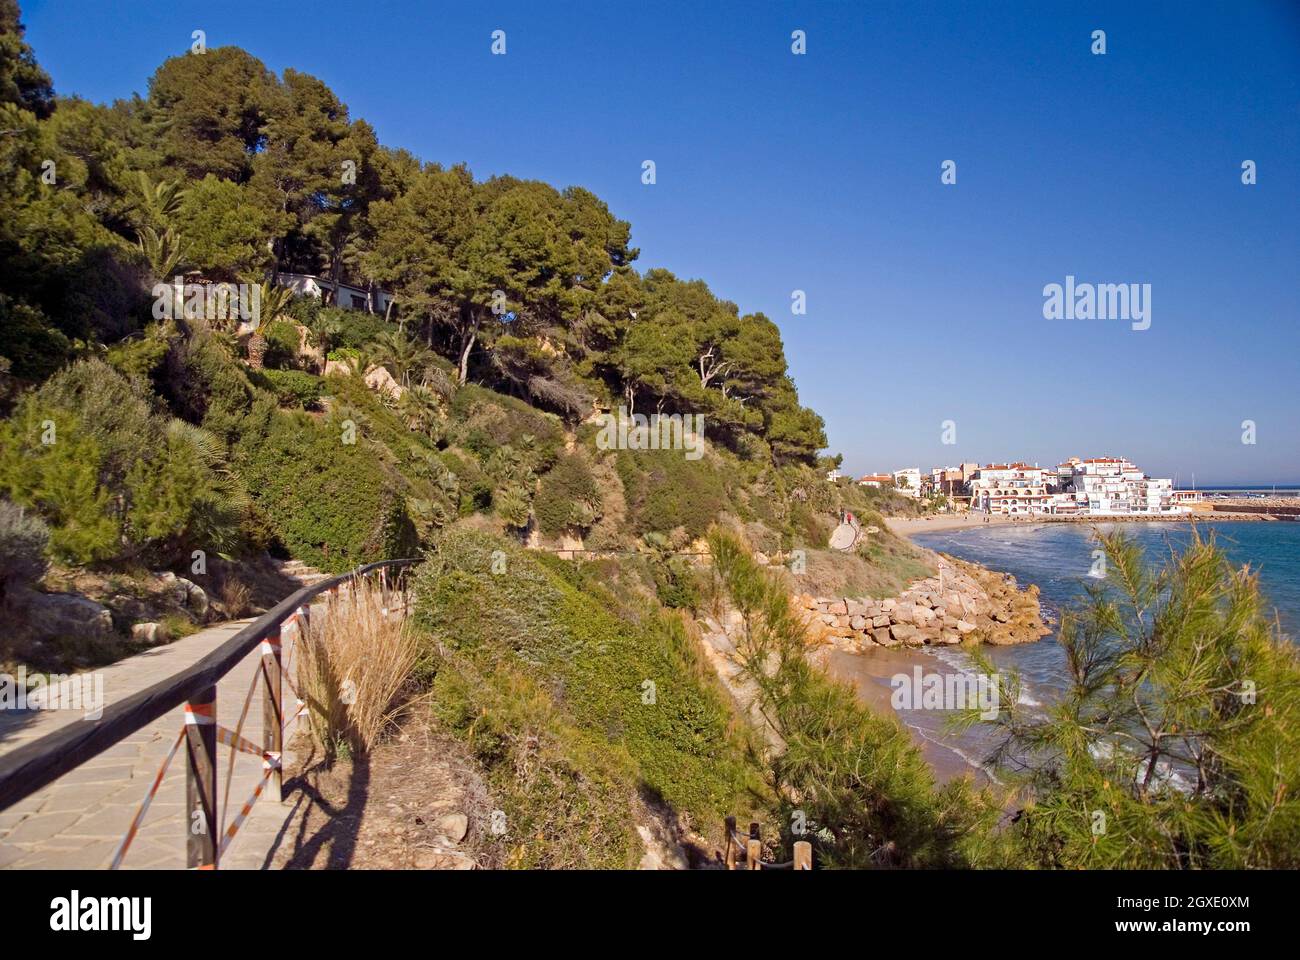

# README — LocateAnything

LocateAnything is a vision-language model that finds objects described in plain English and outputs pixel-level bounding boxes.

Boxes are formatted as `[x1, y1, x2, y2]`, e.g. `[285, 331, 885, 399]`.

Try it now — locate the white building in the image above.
[1055, 457, 1186, 515]
[276, 272, 394, 316]
[892, 468, 922, 498]
[969, 463, 1050, 515]
[858, 473, 892, 488]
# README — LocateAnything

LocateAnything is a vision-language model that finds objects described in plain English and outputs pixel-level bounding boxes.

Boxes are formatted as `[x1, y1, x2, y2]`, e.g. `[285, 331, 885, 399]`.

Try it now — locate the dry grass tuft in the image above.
[219, 577, 253, 618]
[296, 577, 418, 759]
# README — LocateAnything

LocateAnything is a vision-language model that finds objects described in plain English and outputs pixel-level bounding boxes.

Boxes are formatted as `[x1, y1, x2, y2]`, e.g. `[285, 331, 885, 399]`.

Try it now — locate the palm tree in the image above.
[308, 311, 345, 365]
[134, 172, 190, 295]
[374, 330, 433, 386]
[397, 383, 441, 432]
[137, 225, 187, 280]
[246, 281, 294, 370]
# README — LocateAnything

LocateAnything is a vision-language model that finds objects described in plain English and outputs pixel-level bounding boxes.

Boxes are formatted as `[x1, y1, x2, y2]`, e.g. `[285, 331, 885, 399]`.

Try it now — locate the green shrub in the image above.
[617, 450, 730, 538]
[171, 332, 258, 443]
[105, 326, 170, 383]
[261, 320, 301, 370]
[0, 499, 50, 598]
[255, 368, 323, 409]
[653, 557, 701, 610]
[0, 361, 247, 565]
[314, 307, 390, 349]
[450, 385, 563, 471]
[233, 403, 417, 572]
[535, 453, 601, 535]
[0, 295, 71, 380]
[412, 529, 760, 867]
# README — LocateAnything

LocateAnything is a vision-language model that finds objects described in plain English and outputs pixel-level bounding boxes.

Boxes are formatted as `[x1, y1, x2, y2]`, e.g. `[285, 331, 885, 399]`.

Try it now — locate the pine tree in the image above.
[967, 528, 1300, 868]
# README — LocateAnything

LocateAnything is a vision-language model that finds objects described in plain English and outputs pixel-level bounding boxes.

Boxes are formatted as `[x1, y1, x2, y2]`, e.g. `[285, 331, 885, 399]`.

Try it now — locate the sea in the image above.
[866, 520, 1299, 784]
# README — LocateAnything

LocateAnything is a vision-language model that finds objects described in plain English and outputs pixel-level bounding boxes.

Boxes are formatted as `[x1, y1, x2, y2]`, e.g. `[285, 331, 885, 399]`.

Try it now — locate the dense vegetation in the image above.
[0, 1, 854, 581]
[411, 528, 765, 868]
[5, 4, 1289, 871]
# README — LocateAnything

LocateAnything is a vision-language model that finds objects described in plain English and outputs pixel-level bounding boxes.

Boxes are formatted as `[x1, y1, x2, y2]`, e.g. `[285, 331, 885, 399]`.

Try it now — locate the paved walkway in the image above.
[0, 616, 310, 870]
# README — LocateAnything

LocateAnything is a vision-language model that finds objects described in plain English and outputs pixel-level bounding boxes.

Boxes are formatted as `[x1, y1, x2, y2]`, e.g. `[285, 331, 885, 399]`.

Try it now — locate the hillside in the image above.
[0, 10, 936, 667]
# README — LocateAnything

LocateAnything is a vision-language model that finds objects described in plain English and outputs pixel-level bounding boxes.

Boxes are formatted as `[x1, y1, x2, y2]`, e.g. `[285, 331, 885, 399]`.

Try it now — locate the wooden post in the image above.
[260, 629, 283, 803]
[185, 686, 218, 868]
[723, 816, 737, 870]
[794, 841, 813, 870]
[747, 822, 762, 871]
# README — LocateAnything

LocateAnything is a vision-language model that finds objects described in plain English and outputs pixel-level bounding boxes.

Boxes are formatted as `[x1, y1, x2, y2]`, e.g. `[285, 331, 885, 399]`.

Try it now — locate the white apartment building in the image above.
[892, 468, 922, 498]
[969, 463, 1050, 515]
[1054, 457, 1186, 515]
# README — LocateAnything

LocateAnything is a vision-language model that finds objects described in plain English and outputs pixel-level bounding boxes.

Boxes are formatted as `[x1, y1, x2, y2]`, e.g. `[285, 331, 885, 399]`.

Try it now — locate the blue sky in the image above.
[22, 0, 1300, 484]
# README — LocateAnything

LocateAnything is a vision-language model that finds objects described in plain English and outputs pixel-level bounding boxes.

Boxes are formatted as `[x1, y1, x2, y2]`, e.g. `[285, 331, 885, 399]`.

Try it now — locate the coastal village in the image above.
[835, 457, 1200, 516]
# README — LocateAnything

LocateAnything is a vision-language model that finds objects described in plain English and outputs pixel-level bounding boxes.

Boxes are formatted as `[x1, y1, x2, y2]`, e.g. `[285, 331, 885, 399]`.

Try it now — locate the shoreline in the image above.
[885, 511, 1275, 540]
[820, 646, 999, 788]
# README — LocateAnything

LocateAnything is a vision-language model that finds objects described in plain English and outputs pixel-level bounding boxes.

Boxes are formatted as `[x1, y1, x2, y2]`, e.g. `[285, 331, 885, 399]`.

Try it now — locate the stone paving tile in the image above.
[0, 614, 310, 870]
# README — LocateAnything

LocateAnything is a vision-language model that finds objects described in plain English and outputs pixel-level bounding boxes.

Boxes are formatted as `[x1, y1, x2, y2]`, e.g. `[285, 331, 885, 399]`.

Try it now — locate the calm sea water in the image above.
[891, 522, 1300, 781]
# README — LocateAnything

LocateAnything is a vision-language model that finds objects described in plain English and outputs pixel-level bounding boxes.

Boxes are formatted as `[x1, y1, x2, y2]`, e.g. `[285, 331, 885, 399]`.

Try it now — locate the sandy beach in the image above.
[885, 513, 1020, 538]
[821, 647, 995, 787]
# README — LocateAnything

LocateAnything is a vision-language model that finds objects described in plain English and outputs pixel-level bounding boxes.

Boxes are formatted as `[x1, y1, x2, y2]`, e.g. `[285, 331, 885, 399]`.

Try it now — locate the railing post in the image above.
[747, 821, 762, 871]
[724, 815, 736, 870]
[185, 686, 218, 868]
[261, 628, 283, 803]
[794, 841, 812, 870]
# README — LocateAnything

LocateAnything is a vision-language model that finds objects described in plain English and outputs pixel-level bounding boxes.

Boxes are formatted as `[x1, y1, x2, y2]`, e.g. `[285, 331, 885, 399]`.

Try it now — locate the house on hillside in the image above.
[275, 272, 394, 315]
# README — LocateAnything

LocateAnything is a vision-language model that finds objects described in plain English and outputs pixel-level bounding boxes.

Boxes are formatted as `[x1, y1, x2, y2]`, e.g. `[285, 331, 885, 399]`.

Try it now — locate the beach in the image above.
[885, 513, 1018, 537]
[821, 646, 998, 786]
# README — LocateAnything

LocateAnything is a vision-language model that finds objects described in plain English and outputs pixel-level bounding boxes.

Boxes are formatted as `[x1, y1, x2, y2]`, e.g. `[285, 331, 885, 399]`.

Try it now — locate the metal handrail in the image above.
[0, 558, 419, 812]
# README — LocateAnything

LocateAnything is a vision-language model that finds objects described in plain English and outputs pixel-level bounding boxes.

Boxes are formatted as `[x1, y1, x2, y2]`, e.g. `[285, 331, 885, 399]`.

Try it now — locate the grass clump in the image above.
[297, 576, 419, 760]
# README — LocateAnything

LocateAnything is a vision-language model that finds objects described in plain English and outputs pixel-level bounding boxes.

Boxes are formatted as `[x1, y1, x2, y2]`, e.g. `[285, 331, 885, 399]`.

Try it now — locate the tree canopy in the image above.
[0, 13, 825, 467]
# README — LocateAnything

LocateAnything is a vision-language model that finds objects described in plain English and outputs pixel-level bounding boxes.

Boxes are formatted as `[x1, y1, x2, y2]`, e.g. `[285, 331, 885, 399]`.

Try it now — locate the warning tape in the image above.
[109, 727, 186, 870]
[217, 761, 276, 857]
[217, 725, 264, 758]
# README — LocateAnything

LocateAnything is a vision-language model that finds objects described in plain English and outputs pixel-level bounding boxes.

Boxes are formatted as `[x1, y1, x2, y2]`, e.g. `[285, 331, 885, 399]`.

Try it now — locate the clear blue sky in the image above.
[22, 0, 1300, 484]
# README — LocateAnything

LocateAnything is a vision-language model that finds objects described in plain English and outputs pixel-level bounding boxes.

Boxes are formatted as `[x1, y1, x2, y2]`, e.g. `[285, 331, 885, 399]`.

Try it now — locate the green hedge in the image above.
[254, 368, 323, 409]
